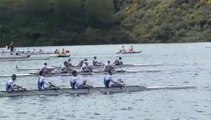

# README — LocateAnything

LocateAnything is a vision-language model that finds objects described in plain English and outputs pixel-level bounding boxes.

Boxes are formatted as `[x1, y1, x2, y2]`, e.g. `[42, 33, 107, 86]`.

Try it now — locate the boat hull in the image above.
[116, 51, 142, 54]
[0, 85, 196, 97]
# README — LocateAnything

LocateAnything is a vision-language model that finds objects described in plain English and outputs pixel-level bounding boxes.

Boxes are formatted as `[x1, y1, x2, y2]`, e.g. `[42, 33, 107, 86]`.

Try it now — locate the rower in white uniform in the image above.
[70, 71, 80, 89]
[103, 70, 125, 88]
[60, 61, 73, 73]
[40, 63, 53, 74]
[77, 58, 87, 67]
[37, 71, 50, 91]
[92, 56, 102, 66]
[81, 61, 92, 72]
[103, 60, 114, 72]
[6, 74, 25, 93]
[67, 59, 73, 67]
[119, 45, 126, 53]
[70, 71, 90, 89]
[113, 57, 123, 66]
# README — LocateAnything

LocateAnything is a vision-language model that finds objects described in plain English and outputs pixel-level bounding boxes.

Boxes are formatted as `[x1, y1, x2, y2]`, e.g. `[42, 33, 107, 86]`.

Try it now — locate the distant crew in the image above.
[114, 57, 123, 66]
[120, 45, 126, 53]
[128, 46, 134, 52]
[6, 74, 24, 93]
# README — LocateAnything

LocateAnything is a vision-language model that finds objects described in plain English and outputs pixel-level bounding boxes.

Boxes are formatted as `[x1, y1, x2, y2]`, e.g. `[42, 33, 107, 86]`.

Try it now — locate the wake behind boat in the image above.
[0, 85, 196, 97]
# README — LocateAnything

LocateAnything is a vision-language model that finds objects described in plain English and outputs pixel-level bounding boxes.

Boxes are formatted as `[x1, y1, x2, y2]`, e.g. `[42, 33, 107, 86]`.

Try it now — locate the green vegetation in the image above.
[1, 0, 211, 46]
[0, 0, 134, 46]
[119, 0, 211, 43]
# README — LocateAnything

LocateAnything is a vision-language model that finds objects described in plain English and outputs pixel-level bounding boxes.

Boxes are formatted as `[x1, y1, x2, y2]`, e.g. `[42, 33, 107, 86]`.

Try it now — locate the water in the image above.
[0, 43, 211, 120]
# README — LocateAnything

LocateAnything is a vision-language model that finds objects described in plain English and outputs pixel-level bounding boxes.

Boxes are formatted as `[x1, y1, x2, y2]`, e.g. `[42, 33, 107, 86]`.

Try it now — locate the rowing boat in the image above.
[116, 51, 142, 54]
[52, 54, 70, 57]
[16, 64, 163, 71]
[0, 85, 196, 97]
[0, 69, 161, 78]
[0, 52, 30, 60]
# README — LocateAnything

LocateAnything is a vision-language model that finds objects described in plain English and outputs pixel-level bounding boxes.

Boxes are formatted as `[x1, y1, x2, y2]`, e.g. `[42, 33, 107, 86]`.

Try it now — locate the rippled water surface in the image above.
[0, 43, 211, 120]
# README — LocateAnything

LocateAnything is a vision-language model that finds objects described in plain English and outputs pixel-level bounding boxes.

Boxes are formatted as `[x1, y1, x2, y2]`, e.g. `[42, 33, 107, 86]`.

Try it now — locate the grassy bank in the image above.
[1, 0, 211, 46]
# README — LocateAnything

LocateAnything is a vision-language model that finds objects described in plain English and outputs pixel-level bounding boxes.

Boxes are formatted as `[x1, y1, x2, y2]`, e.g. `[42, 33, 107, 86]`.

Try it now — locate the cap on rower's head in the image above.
[44, 63, 47, 65]
[11, 74, 17, 80]
[119, 57, 122, 60]
[68, 59, 71, 62]
[84, 58, 87, 61]
[94, 56, 97, 59]
[72, 70, 77, 76]
[64, 61, 67, 65]
[107, 60, 110, 63]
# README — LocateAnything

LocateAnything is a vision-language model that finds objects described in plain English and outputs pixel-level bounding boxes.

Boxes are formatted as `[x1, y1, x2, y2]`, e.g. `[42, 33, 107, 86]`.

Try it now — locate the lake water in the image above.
[0, 43, 211, 120]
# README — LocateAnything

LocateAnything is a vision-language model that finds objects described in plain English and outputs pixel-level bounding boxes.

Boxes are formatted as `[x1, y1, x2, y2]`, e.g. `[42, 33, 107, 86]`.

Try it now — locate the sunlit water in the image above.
[0, 43, 211, 120]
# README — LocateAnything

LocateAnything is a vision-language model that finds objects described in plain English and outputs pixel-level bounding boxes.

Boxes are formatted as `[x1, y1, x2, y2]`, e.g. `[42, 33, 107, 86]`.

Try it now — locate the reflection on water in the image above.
[0, 43, 211, 120]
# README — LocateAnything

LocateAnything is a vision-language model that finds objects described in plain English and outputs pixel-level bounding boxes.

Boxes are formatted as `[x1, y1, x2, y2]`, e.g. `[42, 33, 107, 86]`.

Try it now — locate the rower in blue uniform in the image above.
[104, 70, 125, 88]
[70, 70, 79, 89]
[70, 71, 90, 89]
[6, 74, 24, 93]
[103, 70, 116, 88]
[37, 71, 50, 91]
[114, 57, 123, 66]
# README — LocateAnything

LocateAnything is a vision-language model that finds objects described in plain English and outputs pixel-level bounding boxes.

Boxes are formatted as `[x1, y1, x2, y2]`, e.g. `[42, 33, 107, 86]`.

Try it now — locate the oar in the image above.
[48, 82, 77, 96]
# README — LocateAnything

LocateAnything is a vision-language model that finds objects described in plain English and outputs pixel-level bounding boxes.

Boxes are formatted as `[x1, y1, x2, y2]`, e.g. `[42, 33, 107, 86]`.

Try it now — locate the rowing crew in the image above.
[6, 70, 126, 93]
[39, 56, 124, 74]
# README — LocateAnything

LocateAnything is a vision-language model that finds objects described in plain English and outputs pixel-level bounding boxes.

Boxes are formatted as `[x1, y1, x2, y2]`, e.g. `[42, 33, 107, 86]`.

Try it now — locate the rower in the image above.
[128, 46, 134, 52]
[77, 58, 87, 67]
[37, 71, 50, 91]
[40, 63, 53, 74]
[60, 61, 73, 73]
[67, 58, 73, 67]
[93, 56, 102, 66]
[81, 61, 92, 72]
[70, 70, 80, 89]
[103, 70, 117, 88]
[6, 74, 25, 93]
[103, 60, 114, 72]
[120, 45, 126, 53]
[113, 57, 123, 66]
